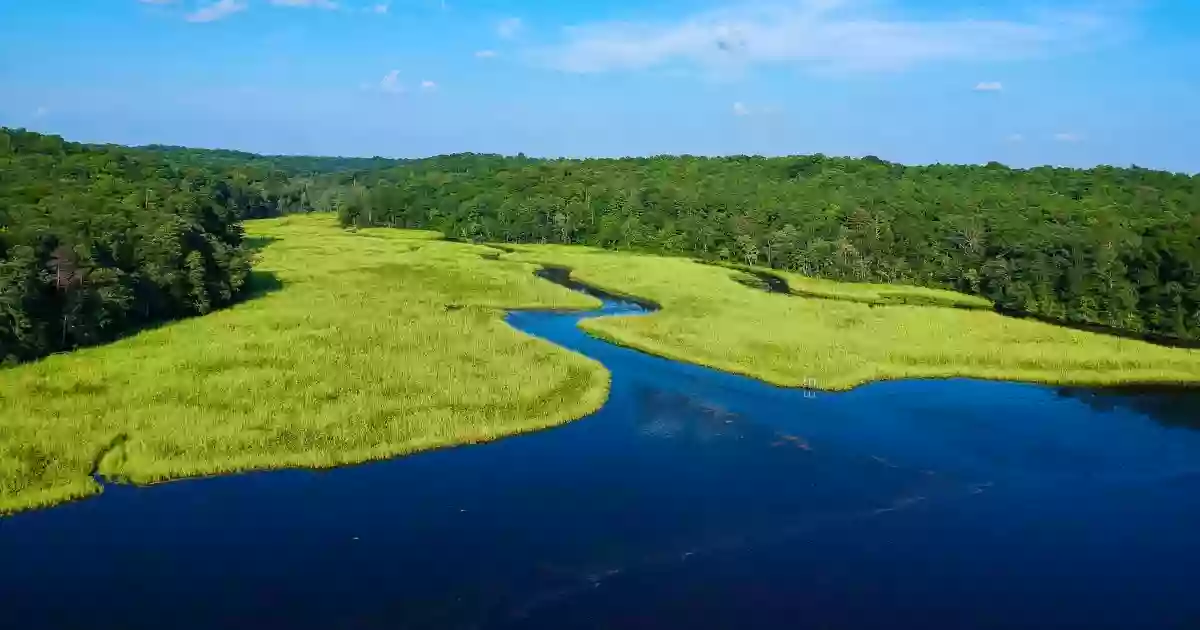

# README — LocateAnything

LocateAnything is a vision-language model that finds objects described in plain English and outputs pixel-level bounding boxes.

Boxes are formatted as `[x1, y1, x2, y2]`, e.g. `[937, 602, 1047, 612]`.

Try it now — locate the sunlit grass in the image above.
[501, 245, 1200, 391]
[7, 218, 1199, 514]
[0, 215, 606, 514]
[713, 261, 992, 309]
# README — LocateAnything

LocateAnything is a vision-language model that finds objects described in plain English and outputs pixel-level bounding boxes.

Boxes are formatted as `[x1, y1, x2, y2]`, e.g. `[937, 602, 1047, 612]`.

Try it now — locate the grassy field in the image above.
[501, 244, 1200, 390]
[0, 215, 607, 514]
[710, 261, 992, 309]
[6, 218, 1199, 513]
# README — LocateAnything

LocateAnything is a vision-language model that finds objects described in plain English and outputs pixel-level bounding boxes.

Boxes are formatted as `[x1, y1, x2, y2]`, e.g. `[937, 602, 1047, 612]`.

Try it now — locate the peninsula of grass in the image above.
[717, 262, 994, 310]
[0, 215, 607, 514]
[7, 217, 1200, 514]
[499, 244, 1200, 391]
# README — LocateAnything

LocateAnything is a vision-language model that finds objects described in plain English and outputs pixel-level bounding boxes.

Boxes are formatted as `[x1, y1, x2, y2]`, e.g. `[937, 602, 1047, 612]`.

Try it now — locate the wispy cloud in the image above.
[475, 49, 498, 59]
[379, 69, 404, 94]
[186, 0, 247, 22]
[421, 80, 438, 91]
[270, 0, 338, 8]
[1054, 132, 1084, 142]
[33, 106, 49, 119]
[369, 2, 389, 14]
[1005, 133, 1025, 142]
[498, 17, 523, 39]
[538, 0, 1110, 74]
[974, 81, 1004, 92]
[730, 101, 782, 117]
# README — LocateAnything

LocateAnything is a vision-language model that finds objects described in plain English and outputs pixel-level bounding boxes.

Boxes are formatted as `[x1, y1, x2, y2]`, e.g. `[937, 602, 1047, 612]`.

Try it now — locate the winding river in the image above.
[3, 275, 1200, 629]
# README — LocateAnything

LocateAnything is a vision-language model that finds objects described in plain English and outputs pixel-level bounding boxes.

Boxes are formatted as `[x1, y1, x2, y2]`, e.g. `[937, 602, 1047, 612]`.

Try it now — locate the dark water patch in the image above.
[4, 269, 1200, 630]
[90, 434, 130, 485]
[732, 268, 790, 294]
[1055, 385, 1200, 431]
[534, 265, 661, 311]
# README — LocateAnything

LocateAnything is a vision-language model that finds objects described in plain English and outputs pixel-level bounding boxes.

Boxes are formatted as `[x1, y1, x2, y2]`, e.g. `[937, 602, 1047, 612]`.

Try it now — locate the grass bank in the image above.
[0, 215, 607, 514]
[500, 245, 1200, 391]
[709, 261, 992, 309]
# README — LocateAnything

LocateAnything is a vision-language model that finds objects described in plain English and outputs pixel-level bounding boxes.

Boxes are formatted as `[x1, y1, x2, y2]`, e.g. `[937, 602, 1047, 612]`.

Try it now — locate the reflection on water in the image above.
[1056, 386, 1200, 431]
[2, 283, 1200, 630]
[633, 386, 743, 441]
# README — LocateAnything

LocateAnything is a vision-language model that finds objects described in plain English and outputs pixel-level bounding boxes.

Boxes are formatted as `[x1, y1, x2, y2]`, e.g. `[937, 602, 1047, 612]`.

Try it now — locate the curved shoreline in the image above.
[516, 255, 1200, 393]
[5, 256, 1197, 516]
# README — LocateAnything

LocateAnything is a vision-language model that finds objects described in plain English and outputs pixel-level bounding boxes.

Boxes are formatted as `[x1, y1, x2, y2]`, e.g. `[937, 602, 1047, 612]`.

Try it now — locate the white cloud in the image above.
[539, 0, 1109, 74]
[1054, 132, 1084, 142]
[498, 17, 523, 39]
[270, 0, 338, 8]
[1005, 133, 1025, 142]
[475, 49, 498, 58]
[186, 0, 247, 22]
[379, 69, 404, 93]
[974, 81, 1004, 92]
[732, 101, 750, 116]
[33, 106, 49, 118]
[369, 2, 389, 14]
[421, 79, 437, 91]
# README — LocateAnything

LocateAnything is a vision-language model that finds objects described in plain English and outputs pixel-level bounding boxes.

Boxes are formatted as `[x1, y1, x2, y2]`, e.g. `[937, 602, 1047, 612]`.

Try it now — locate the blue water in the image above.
[3, 290, 1200, 629]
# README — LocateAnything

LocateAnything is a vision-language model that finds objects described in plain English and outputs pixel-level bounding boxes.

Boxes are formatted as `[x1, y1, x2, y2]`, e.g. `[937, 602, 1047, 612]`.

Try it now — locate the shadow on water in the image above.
[533, 265, 661, 311]
[3, 262, 1200, 630]
[1055, 386, 1200, 431]
[731, 268, 790, 294]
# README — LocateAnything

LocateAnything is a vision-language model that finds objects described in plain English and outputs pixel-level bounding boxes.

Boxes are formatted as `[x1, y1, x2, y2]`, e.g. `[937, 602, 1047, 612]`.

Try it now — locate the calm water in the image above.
[3, 287, 1200, 629]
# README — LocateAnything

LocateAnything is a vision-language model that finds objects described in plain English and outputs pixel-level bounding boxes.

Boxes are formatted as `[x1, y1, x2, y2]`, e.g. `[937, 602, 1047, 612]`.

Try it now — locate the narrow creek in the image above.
[3, 269, 1200, 630]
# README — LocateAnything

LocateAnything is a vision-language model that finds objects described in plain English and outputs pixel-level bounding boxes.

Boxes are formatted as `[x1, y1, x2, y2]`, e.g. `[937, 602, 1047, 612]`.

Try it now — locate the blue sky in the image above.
[2, 0, 1198, 171]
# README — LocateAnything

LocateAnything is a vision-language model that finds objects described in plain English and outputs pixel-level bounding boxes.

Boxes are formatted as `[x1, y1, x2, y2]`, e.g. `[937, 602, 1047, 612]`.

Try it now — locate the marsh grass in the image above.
[7, 219, 1199, 514]
[0, 216, 606, 514]
[714, 262, 993, 310]
[501, 245, 1200, 391]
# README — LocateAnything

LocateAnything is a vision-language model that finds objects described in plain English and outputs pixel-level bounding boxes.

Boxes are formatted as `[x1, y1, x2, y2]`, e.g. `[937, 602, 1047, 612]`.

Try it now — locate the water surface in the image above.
[3, 288, 1200, 629]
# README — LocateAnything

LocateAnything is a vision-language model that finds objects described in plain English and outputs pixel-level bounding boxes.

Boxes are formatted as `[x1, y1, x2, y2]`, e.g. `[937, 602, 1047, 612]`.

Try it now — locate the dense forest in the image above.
[4, 127, 1199, 362]
[0, 129, 311, 364]
[329, 154, 1200, 343]
[139, 145, 406, 177]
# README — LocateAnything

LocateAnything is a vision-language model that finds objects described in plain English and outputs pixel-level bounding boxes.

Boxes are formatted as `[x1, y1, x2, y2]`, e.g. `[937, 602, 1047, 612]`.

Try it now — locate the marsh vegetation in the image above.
[4, 129, 1200, 515]
[0, 216, 608, 513]
[501, 245, 1200, 390]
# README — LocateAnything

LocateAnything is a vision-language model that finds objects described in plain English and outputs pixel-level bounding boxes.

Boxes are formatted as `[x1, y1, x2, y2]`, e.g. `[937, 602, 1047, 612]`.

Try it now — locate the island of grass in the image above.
[4, 215, 1200, 514]
[0, 215, 608, 514]
[499, 243, 1200, 391]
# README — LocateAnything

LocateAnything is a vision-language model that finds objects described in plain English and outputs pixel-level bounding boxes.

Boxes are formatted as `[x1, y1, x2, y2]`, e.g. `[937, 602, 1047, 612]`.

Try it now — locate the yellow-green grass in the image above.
[500, 244, 1200, 391]
[0, 215, 607, 514]
[717, 261, 993, 310]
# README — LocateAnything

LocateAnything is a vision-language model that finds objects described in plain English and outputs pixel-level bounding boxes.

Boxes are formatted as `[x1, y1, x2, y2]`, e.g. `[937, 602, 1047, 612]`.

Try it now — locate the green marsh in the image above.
[0, 216, 607, 514]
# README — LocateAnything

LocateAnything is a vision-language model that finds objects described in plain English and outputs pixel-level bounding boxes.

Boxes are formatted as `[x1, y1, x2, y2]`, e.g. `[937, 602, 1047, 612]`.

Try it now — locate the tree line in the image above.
[5, 127, 1198, 357]
[0, 129, 310, 364]
[329, 153, 1200, 342]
